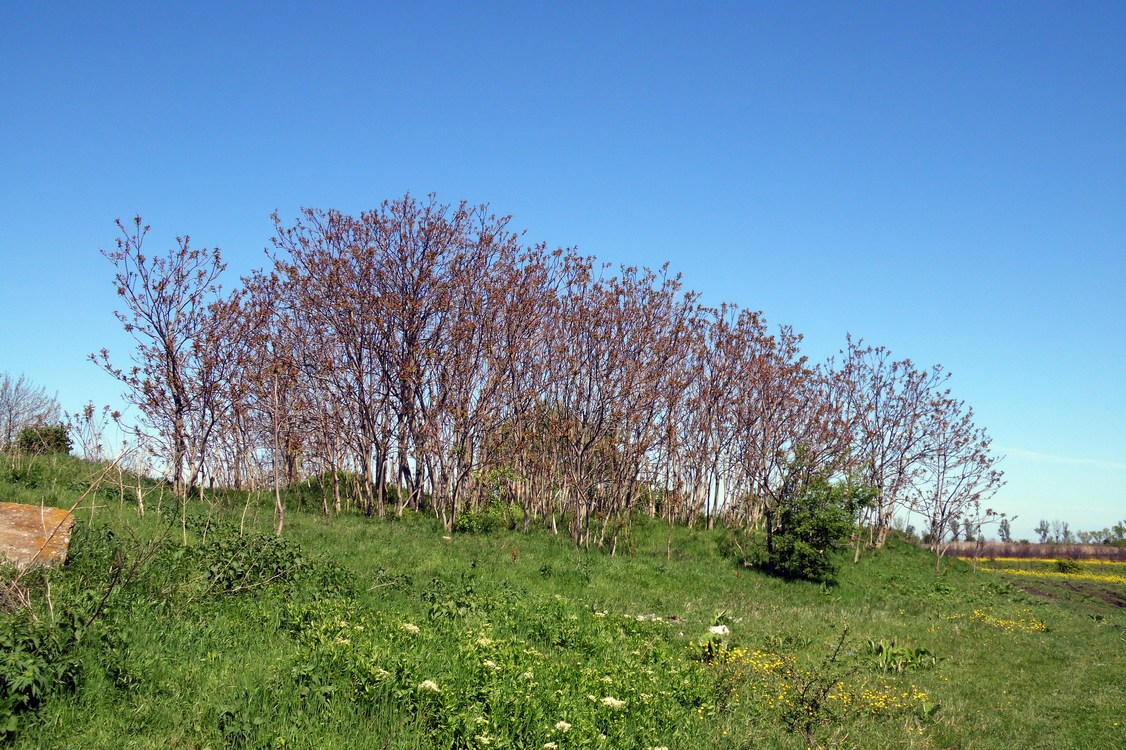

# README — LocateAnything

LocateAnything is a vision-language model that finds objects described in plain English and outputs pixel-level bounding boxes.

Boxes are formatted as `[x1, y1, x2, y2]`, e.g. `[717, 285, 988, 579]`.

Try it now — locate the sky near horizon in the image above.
[1, 2, 1123, 539]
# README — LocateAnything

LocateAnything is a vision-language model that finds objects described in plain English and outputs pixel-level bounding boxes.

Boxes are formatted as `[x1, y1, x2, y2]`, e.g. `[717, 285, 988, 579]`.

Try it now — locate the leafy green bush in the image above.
[755, 479, 875, 582]
[1055, 558, 1083, 574]
[0, 608, 82, 739]
[452, 502, 520, 534]
[15, 424, 72, 455]
[187, 518, 346, 598]
[865, 638, 940, 672]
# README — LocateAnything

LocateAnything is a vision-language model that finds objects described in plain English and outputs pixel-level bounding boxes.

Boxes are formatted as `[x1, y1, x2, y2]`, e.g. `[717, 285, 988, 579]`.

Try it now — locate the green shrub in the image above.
[452, 502, 520, 534]
[865, 638, 940, 672]
[186, 517, 347, 598]
[0, 608, 82, 739]
[1055, 558, 1083, 574]
[15, 424, 72, 455]
[757, 479, 874, 583]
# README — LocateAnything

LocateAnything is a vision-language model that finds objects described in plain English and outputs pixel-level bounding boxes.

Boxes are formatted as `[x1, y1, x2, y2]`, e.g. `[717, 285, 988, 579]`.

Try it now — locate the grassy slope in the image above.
[2, 454, 1124, 749]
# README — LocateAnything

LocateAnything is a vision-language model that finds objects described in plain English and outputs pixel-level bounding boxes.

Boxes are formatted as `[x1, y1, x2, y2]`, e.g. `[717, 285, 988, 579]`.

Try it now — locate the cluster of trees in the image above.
[93, 195, 1005, 556]
[0, 373, 62, 452]
[0, 373, 73, 455]
[1031, 519, 1126, 546]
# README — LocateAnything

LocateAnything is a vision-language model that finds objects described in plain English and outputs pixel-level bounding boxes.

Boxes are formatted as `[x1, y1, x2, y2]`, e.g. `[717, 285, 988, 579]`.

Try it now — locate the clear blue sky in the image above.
[2, 2, 1123, 539]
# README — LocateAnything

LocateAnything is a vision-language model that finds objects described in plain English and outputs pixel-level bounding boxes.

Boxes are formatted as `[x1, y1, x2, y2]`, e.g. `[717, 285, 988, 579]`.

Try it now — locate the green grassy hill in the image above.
[2, 454, 1124, 749]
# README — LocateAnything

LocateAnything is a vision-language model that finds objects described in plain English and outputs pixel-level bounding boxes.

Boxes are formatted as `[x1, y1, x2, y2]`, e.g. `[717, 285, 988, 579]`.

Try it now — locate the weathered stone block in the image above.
[0, 502, 76, 570]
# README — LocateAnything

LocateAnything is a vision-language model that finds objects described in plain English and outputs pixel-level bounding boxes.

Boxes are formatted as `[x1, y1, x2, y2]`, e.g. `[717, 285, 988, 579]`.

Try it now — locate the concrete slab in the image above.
[0, 502, 77, 570]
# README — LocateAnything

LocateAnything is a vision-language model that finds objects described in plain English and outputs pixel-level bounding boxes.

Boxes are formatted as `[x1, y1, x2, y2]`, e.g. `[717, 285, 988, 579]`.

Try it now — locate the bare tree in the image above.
[834, 338, 950, 549]
[914, 395, 1005, 570]
[0, 372, 62, 451]
[92, 216, 231, 502]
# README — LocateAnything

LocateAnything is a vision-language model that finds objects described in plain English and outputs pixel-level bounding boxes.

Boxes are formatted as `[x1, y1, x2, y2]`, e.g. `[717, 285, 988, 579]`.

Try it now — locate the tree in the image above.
[0, 372, 61, 452]
[998, 517, 1011, 543]
[833, 338, 948, 549]
[93, 217, 232, 500]
[1035, 520, 1051, 544]
[1050, 519, 1073, 544]
[914, 395, 1004, 570]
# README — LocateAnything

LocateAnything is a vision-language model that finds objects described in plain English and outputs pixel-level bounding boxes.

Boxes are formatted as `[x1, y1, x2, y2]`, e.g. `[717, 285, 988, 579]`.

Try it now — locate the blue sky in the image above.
[1, 2, 1123, 539]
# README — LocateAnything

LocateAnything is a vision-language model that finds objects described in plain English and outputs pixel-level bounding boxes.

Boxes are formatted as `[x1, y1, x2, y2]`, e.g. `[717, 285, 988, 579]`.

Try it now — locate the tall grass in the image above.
[1, 454, 1124, 749]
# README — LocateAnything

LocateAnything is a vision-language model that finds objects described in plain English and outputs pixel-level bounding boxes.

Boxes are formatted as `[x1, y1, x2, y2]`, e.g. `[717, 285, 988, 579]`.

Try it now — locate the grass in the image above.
[2, 453, 1125, 749]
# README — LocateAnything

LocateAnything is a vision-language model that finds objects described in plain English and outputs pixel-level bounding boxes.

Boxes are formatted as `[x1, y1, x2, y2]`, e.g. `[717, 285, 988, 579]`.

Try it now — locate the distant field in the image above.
[965, 555, 1126, 615]
[946, 540, 1126, 561]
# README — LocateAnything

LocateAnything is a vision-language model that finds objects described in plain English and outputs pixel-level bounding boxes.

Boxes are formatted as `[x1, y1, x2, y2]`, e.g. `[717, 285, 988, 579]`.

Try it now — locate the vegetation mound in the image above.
[0, 454, 1123, 749]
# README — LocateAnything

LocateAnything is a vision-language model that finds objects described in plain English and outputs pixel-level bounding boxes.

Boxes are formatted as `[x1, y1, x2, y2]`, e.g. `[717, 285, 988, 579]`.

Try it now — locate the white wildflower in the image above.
[544, 744, 558, 750]
[401, 622, 420, 635]
[600, 696, 626, 710]
[708, 624, 729, 636]
[554, 720, 572, 732]
[483, 659, 499, 671]
[522, 671, 534, 680]
[418, 679, 440, 692]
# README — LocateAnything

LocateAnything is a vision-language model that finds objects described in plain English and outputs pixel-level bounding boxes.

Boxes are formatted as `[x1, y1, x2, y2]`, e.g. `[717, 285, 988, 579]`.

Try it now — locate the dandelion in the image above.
[555, 720, 572, 732]
[401, 622, 420, 635]
[418, 679, 440, 692]
[601, 696, 626, 710]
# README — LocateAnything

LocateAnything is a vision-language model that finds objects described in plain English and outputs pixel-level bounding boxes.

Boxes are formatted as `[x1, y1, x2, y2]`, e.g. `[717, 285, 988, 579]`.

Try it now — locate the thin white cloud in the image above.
[999, 447, 1126, 471]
